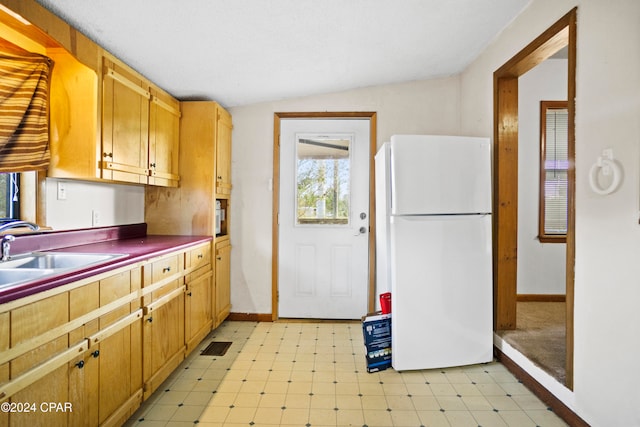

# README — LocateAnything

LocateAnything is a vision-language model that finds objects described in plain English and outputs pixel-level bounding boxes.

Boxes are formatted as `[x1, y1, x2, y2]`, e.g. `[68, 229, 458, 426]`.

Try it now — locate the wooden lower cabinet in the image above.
[4, 293, 76, 427]
[68, 270, 143, 427]
[141, 254, 185, 399]
[0, 312, 8, 427]
[0, 241, 215, 426]
[214, 239, 231, 327]
[185, 239, 213, 356]
[185, 267, 213, 355]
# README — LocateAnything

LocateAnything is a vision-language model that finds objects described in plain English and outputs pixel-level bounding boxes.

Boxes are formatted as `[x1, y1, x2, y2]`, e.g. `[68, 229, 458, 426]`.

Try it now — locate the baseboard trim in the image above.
[494, 347, 589, 427]
[517, 294, 566, 302]
[227, 312, 273, 322]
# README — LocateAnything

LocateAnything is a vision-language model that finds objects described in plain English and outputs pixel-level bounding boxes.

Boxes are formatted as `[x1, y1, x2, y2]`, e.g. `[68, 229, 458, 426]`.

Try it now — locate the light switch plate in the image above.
[57, 182, 67, 200]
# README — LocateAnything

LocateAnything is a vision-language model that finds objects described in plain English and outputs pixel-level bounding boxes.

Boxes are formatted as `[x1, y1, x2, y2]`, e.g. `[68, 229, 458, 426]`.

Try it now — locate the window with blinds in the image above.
[539, 100, 568, 243]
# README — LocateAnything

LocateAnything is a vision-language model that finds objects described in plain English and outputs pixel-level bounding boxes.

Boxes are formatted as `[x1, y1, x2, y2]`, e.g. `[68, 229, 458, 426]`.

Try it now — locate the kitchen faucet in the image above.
[0, 222, 39, 261]
[0, 220, 40, 232]
[1, 235, 15, 261]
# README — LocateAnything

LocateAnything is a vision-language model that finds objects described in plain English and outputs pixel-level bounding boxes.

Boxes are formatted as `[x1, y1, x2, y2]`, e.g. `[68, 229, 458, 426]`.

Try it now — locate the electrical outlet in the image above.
[57, 182, 67, 200]
[92, 210, 100, 227]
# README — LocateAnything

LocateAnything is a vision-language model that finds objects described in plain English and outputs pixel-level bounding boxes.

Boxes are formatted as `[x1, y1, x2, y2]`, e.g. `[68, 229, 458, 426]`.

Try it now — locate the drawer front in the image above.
[186, 264, 213, 285]
[187, 243, 211, 272]
[151, 254, 179, 283]
[215, 239, 230, 252]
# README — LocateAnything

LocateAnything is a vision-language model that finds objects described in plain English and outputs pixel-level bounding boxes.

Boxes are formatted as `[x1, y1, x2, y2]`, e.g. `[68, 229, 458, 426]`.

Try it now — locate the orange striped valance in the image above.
[0, 52, 53, 172]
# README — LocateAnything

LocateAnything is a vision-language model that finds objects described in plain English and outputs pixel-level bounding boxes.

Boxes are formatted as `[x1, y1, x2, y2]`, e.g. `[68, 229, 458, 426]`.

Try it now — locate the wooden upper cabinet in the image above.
[145, 101, 231, 235]
[47, 48, 101, 181]
[148, 89, 181, 187]
[0, 1, 180, 187]
[215, 107, 233, 197]
[101, 57, 150, 185]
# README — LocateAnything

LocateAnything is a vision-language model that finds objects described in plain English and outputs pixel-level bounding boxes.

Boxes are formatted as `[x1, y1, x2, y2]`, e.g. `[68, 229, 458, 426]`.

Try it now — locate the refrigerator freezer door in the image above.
[390, 214, 493, 371]
[389, 135, 491, 215]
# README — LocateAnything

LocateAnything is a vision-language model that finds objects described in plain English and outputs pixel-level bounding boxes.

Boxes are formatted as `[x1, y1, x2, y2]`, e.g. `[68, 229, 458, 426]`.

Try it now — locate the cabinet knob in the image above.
[147, 316, 153, 323]
[150, 162, 156, 168]
[103, 152, 113, 158]
[91, 350, 100, 358]
[75, 360, 85, 369]
[187, 291, 192, 296]
[197, 254, 203, 259]
[217, 176, 222, 180]
[216, 256, 221, 260]
[162, 266, 171, 273]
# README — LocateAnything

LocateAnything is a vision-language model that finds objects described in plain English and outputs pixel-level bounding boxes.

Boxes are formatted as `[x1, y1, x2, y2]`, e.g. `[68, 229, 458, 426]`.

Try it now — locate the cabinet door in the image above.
[97, 271, 142, 425]
[185, 268, 213, 354]
[102, 61, 150, 184]
[142, 255, 185, 399]
[214, 241, 232, 327]
[68, 282, 100, 427]
[68, 271, 143, 427]
[143, 292, 184, 399]
[148, 90, 181, 187]
[0, 312, 8, 427]
[215, 106, 233, 196]
[8, 293, 71, 427]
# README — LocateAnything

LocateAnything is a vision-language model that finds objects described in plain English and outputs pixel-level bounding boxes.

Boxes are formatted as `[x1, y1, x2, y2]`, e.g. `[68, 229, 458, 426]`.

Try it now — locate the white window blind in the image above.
[541, 103, 568, 239]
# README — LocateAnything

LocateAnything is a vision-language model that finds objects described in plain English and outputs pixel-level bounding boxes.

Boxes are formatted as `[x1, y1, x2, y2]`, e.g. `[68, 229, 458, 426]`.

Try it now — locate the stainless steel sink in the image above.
[0, 252, 127, 289]
[0, 268, 56, 289]
[0, 252, 125, 270]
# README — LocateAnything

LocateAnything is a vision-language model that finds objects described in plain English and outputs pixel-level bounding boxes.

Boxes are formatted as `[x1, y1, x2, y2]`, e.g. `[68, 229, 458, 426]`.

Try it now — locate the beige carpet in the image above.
[496, 301, 566, 384]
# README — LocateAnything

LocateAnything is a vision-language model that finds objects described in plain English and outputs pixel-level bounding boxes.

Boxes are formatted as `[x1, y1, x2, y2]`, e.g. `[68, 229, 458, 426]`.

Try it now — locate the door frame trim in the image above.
[272, 112, 378, 320]
[493, 8, 576, 388]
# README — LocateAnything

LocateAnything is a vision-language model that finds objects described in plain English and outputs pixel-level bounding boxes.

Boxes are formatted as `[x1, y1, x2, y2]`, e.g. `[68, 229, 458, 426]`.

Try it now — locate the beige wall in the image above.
[45, 178, 144, 230]
[517, 58, 567, 295]
[228, 76, 462, 313]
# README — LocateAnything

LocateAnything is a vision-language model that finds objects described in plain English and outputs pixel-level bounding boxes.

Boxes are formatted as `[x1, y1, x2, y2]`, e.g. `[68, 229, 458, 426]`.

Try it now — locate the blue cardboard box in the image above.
[362, 312, 392, 372]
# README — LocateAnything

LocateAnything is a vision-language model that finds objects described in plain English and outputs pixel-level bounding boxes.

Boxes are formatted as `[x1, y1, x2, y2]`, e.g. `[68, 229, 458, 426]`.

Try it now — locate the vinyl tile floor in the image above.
[125, 321, 567, 427]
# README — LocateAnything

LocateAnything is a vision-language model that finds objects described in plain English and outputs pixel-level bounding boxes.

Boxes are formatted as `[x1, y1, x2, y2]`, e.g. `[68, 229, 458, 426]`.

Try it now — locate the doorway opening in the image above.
[272, 112, 377, 320]
[493, 8, 576, 389]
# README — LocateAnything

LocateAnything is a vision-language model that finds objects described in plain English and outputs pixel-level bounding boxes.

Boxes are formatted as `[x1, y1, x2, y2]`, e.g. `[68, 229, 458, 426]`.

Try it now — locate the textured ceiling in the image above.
[35, 0, 531, 108]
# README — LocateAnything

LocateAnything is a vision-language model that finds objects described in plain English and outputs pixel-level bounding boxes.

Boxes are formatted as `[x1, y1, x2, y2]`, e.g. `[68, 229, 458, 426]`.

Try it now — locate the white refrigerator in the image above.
[375, 134, 493, 371]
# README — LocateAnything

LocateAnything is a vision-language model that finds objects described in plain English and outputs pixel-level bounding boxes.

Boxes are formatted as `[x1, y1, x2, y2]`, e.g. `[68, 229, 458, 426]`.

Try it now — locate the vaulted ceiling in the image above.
[35, 0, 531, 108]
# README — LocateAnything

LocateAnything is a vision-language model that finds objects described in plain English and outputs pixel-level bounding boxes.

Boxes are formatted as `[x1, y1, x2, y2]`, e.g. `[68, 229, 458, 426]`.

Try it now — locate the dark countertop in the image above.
[0, 223, 212, 305]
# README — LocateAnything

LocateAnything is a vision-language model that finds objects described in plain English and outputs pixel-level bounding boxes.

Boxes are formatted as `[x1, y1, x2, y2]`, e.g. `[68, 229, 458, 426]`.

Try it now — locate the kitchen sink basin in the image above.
[0, 252, 126, 270]
[0, 268, 56, 289]
[0, 252, 127, 289]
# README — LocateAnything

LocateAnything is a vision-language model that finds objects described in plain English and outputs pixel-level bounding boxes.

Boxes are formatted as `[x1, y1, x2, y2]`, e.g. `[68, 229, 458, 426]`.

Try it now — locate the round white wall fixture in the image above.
[589, 156, 622, 195]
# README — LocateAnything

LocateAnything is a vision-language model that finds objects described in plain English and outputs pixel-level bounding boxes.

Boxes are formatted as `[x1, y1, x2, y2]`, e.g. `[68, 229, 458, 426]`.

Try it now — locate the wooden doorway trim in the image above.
[493, 8, 576, 388]
[272, 112, 378, 321]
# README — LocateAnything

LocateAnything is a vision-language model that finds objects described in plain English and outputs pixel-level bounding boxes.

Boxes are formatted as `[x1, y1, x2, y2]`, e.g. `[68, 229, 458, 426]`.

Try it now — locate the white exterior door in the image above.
[278, 118, 370, 319]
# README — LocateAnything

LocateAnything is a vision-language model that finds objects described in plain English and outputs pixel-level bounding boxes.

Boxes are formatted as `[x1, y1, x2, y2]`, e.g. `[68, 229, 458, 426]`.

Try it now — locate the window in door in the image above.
[0, 172, 20, 224]
[296, 134, 351, 225]
[539, 100, 568, 242]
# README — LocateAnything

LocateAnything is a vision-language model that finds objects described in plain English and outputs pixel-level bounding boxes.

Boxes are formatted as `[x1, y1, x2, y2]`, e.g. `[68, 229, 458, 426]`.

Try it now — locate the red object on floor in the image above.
[379, 292, 391, 314]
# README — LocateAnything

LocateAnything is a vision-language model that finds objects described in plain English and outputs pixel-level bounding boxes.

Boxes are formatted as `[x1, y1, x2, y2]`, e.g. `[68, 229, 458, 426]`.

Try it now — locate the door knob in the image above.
[354, 226, 367, 236]
[360, 212, 367, 220]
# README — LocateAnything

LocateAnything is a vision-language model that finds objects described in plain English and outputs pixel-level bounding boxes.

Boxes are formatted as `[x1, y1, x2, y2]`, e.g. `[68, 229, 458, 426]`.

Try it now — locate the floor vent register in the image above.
[200, 341, 232, 356]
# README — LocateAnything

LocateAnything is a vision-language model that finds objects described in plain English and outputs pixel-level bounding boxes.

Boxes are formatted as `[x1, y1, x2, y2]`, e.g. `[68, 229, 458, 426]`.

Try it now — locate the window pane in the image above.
[545, 108, 568, 168]
[296, 135, 351, 225]
[0, 173, 18, 220]
[0, 173, 8, 217]
[544, 170, 567, 234]
[539, 102, 568, 241]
